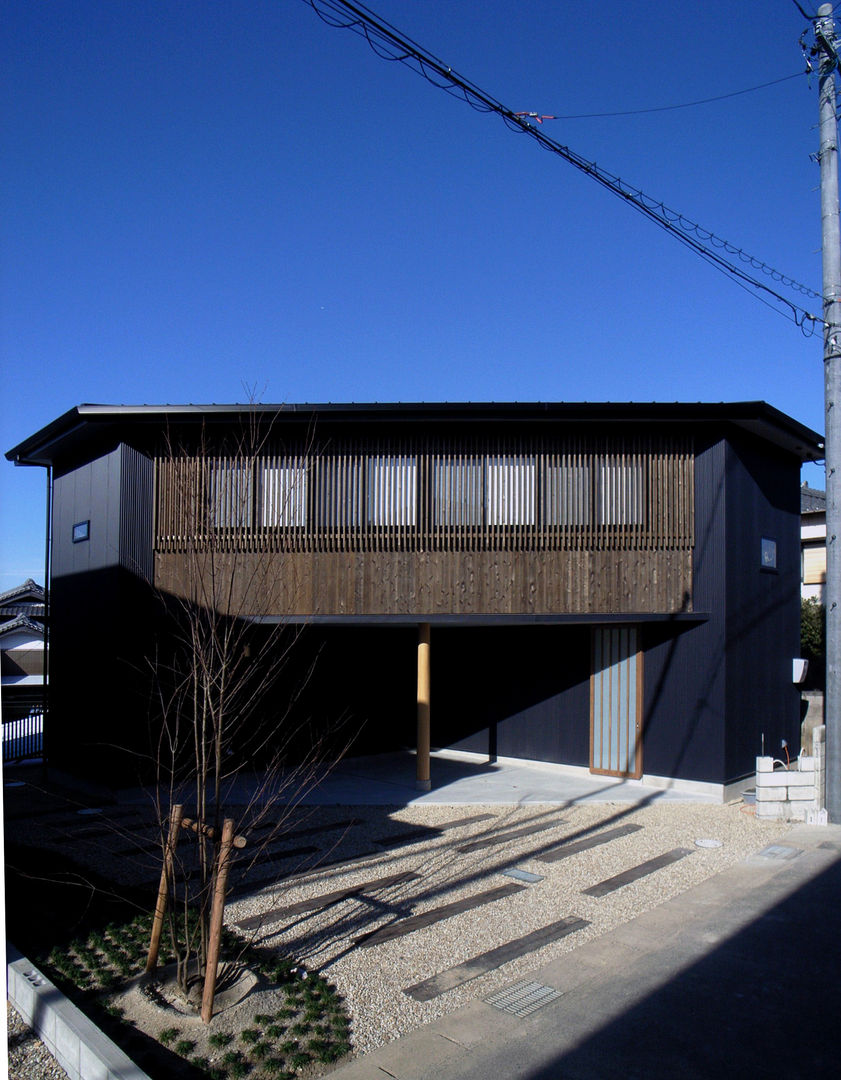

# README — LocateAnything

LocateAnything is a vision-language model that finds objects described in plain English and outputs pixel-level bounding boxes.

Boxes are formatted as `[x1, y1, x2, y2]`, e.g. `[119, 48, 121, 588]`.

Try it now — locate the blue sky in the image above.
[1, 0, 831, 586]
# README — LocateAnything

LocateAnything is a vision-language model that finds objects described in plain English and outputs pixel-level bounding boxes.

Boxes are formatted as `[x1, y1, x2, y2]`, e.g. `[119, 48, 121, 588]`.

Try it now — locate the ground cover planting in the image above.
[37, 912, 352, 1080]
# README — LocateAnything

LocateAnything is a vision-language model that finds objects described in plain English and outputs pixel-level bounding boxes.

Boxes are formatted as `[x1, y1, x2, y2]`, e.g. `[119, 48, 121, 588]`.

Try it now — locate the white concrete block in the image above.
[756, 756, 774, 772]
[756, 786, 787, 801]
[787, 786, 817, 801]
[80, 1039, 110, 1080]
[784, 771, 816, 788]
[798, 756, 816, 771]
[756, 802, 787, 819]
[757, 772, 798, 788]
[54, 1012, 81, 1080]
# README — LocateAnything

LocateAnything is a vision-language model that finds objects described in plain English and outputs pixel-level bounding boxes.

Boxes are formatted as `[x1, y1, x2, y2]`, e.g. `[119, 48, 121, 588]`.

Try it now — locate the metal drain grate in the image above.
[485, 979, 562, 1017]
[758, 844, 801, 860]
[502, 867, 544, 883]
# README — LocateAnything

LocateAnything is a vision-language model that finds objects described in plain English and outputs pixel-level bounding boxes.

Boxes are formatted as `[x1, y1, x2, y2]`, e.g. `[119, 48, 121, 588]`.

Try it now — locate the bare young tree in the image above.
[145, 412, 352, 1014]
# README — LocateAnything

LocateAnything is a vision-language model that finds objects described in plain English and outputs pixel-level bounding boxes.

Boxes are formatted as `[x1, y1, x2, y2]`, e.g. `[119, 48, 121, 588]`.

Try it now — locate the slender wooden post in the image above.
[146, 803, 183, 975]
[417, 622, 431, 791]
[201, 818, 235, 1023]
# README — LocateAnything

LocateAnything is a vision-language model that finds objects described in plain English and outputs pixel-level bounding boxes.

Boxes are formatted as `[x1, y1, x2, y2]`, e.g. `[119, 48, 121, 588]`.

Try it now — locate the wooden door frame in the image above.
[589, 626, 644, 779]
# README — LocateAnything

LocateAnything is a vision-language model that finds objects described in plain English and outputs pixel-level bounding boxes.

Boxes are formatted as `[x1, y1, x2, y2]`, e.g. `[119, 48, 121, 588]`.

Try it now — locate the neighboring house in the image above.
[5, 401, 823, 798]
[801, 482, 826, 603]
[0, 580, 46, 758]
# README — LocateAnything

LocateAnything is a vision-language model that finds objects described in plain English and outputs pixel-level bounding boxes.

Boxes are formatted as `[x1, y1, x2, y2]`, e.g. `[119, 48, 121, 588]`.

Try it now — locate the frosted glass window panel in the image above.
[368, 456, 417, 526]
[261, 464, 307, 527]
[208, 460, 252, 529]
[317, 458, 363, 527]
[433, 458, 483, 526]
[486, 457, 536, 525]
[542, 463, 592, 526]
[599, 460, 645, 526]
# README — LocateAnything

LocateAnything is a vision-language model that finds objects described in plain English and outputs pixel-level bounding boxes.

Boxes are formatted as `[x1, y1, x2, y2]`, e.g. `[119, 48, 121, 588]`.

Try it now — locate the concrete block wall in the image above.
[755, 725, 826, 822]
[7, 944, 150, 1080]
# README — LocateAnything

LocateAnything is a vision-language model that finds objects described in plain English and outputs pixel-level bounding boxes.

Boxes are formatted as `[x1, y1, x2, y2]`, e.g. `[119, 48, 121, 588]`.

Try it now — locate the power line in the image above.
[305, 0, 824, 333]
[530, 72, 808, 120]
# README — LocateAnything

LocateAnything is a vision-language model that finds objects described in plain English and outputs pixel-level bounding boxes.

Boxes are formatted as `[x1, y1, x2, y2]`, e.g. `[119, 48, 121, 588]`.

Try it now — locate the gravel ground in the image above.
[7, 1002, 69, 1080]
[6, 796, 789, 1075]
[226, 800, 788, 1055]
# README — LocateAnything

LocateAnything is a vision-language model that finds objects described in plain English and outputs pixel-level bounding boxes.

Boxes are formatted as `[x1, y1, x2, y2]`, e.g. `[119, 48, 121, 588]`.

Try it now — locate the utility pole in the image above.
[816, 4, 841, 822]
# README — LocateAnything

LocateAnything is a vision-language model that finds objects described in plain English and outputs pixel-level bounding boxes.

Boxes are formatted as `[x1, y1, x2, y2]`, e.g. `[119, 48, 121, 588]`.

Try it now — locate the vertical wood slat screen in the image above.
[154, 435, 694, 554]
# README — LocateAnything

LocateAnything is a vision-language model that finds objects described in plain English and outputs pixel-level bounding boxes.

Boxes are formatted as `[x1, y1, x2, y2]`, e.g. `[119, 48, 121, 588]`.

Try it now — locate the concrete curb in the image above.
[6, 943, 150, 1080]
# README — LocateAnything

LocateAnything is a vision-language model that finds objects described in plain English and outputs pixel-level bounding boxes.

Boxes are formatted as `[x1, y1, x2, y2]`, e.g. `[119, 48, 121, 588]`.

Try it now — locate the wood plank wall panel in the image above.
[154, 549, 692, 616]
[153, 433, 694, 616]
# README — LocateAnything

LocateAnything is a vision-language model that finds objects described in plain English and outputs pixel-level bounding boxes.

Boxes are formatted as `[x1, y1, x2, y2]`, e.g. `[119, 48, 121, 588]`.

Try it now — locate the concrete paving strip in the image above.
[354, 883, 526, 948]
[537, 821, 643, 862]
[404, 916, 590, 1001]
[374, 813, 497, 848]
[457, 818, 566, 853]
[374, 827, 442, 848]
[581, 847, 692, 896]
[234, 870, 423, 930]
[248, 816, 360, 839]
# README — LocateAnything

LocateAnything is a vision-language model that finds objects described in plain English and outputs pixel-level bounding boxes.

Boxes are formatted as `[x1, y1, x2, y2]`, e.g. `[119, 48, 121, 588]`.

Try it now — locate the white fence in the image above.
[2, 707, 44, 762]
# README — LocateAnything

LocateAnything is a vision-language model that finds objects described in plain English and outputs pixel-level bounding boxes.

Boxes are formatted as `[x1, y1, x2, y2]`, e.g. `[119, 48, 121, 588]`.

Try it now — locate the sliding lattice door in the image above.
[590, 627, 643, 778]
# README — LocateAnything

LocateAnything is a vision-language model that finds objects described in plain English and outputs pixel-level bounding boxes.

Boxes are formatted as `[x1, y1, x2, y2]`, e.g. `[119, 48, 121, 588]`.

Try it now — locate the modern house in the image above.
[801, 482, 827, 603]
[6, 402, 823, 797]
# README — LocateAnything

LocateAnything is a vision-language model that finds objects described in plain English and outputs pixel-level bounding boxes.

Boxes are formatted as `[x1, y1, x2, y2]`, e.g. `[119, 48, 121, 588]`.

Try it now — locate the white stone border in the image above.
[6, 943, 150, 1080]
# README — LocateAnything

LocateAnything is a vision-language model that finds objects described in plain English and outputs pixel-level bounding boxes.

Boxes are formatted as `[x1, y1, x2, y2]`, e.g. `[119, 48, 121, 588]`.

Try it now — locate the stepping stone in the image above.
[537, 822, 643, 862]
[235, 870, 422, 930]
[354, 882, 526, 948]
[251, 817, 359, 840]
[581, 847, 692, 897]
[457, 818, 565, 854]
[404, 915, 588, 1001]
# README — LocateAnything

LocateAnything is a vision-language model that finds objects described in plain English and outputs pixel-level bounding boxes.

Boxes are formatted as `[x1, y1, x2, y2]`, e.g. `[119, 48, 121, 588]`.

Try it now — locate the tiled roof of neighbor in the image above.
[0, 579, 45, 620]
[801, 483, 826, 513]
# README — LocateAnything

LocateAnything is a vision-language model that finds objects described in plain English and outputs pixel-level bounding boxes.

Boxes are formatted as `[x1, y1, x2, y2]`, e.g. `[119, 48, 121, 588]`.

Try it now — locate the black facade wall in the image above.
[642, 439, 728, 784]
[264, 626, 418, 759]
[435, 627, 591, 767]
[49, 445, 156, 780]
[722, 436, 802, 778]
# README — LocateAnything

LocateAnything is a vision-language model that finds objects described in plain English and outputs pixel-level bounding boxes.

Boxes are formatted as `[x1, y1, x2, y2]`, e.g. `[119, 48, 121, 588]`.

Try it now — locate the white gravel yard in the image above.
[227, 800, 787, 1055]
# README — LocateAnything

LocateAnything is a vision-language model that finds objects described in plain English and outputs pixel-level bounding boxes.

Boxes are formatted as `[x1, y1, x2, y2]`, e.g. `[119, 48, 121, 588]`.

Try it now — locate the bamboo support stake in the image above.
[201, 818, 235, 1024]
[146, 803, 183, 975]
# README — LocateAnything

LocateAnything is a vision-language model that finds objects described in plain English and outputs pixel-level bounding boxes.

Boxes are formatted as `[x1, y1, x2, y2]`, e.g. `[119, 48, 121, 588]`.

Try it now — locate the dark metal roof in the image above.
[801, 483, 827, 513]
[6, 400, 825, 466]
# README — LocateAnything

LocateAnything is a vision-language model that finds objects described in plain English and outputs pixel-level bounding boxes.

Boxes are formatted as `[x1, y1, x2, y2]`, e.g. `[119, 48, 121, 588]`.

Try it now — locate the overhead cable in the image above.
[305, 0, 823, 333]
[533, 72, 808, 119]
